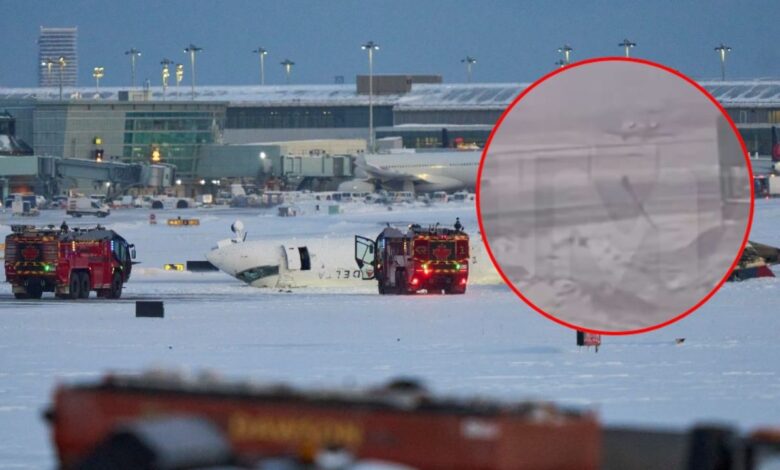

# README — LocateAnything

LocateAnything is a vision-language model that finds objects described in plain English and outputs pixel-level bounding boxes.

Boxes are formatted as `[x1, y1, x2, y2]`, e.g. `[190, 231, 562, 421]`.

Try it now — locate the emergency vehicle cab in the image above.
[355, 224, 469, 294]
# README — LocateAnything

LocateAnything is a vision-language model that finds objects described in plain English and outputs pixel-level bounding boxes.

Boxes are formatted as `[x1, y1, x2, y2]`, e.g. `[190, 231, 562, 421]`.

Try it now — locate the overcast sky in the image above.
[1, 0, 778, 88]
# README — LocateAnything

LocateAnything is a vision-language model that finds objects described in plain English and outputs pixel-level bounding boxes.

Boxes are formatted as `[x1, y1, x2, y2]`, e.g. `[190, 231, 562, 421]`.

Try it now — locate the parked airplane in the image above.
[340, 150, 481, 194]
[206, 220, 500, 289]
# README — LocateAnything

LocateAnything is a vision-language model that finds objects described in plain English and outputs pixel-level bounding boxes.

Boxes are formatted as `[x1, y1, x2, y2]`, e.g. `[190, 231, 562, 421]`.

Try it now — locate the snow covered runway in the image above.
[0, 201, 779, 468]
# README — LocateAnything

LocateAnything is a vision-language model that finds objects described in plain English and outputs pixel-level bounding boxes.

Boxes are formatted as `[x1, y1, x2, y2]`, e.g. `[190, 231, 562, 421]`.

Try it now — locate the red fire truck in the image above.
[4, 225, 135, 299]
[46, 372, 599, 470]
[44, 372, 780, 470]
[355, 224, 469, 294]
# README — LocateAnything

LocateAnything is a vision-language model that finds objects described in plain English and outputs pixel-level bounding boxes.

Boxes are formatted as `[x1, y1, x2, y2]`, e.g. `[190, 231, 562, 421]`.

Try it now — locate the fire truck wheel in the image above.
[108, 273, 123, 299]
[396, 269, 410, 295]
[26, 283, 43, 299]
[79, 273, 90, 299]
[447, 285, 467, 295]
[68, 273, 81, 299]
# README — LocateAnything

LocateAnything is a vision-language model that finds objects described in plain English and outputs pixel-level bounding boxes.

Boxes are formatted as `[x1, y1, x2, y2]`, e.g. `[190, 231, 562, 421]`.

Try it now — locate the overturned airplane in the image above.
[729, 241, 780, 281]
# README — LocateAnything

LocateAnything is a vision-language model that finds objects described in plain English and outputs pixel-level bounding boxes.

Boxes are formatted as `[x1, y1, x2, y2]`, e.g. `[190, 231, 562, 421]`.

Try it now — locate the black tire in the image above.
[26, 283, 43, 299]
[108, 272, 123, 299]
[176, 199, 188, 209]
[79, 272, 90, 299]
[447, 284, 467, 295]
[68, 272, 81, 299]
[396, 269, 409, 295]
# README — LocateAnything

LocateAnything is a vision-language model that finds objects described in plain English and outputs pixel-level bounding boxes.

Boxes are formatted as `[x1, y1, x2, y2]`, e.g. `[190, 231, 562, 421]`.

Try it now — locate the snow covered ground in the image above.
[1, 199, 779, 468]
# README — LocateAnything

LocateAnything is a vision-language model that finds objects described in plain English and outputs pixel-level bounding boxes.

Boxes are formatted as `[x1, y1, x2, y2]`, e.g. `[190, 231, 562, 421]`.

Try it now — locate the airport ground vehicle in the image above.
[45, 372, 780, 470]
[66, 197, 110, 218]
[46, 372, 599, 469]
[4, 225, 135, 299]
[355, 224, 469, 294]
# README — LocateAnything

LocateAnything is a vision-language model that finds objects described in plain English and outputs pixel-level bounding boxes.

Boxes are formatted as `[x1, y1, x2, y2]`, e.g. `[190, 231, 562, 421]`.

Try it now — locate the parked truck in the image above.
[66, 197, 110, 218]
[4, 225, 135, 299]
[355, 224, 470, 294]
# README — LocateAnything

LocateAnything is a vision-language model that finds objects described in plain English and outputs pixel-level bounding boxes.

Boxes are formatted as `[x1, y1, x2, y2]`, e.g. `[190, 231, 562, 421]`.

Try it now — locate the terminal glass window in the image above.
[122, 111, 221, 177]
[226, 106, 393, 129]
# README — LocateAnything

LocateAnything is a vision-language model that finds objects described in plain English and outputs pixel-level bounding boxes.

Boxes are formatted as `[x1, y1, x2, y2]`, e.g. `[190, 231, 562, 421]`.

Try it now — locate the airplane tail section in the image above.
[354, 154, 369, 178]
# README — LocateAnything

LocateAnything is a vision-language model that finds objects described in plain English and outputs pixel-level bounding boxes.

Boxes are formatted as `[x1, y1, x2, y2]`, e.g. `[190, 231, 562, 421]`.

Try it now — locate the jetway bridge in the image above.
[0, 156, 173, 199]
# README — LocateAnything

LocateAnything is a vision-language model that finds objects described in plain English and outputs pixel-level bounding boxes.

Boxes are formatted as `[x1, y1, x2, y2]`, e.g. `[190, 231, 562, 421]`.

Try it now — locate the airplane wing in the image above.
[744, 241, 780, 266]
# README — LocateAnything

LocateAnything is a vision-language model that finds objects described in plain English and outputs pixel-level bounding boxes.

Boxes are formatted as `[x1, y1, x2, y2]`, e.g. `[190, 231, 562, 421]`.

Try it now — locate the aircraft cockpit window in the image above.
[236, 265, 280, 283]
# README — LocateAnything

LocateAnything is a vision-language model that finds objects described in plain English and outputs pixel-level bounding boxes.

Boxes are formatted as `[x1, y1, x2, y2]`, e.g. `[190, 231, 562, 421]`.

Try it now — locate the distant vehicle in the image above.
[50, 196, 68, 209]
[451, 191, 472, 202]
[365, 192, 390, 204]
[214, 190, 233, 205]
[389, 191, 414, 203]
[66, 197, 110, 218]
[4, 224, 135, 299]
[331, 192, 353, 202]
[5, 193, 38, 209]
[150, 196, 194, 209]
[8, 195, 39, 216]
[196, 194, 214, 206]
[355, 224, 470, 294]
[133, 195, 153, 208]
[431, 191, 448, 203]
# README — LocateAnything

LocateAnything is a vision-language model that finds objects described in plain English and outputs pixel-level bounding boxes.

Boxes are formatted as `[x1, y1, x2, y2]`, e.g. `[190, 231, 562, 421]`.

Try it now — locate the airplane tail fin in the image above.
[354, 154, 369, 178]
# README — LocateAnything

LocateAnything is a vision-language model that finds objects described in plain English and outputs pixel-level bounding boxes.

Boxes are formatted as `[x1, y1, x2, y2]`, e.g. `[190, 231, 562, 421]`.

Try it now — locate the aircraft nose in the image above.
[206, 249, 228, 273]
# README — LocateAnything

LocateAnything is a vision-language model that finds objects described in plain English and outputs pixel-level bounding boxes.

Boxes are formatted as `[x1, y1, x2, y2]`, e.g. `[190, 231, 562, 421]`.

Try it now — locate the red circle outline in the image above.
[475, 56, 755, 336]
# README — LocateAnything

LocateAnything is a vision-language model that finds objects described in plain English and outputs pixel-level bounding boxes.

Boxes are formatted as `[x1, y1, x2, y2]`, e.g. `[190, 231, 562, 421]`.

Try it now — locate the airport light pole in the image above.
[461, 56, 477, 83]
[175, 64, 184, 97]
[361, 41, 379, 153]
[183, 44, 203, 99]
[124, 47, 142, 88]
[41, 57, 55, 87]
[280, 59, 295, 84]
[92, 66, 104, 94]
[557, 44, 573, 65]
[252, 47, 268, 85]
[57, 56, 67, 100]
[618, 39, 636, 57]
[160, 59, 173, 100]
[715, 43, 732, 81]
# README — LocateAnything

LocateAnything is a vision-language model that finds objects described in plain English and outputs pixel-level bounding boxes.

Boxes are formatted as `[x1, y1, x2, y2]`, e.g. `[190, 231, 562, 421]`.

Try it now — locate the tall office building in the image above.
[38, 27, 78, 87]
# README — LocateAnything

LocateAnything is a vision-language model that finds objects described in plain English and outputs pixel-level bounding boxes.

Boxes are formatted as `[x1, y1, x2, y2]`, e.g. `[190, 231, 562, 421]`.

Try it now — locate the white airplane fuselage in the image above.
[206, 229, 500, 289]
[361, 151, 481, 193]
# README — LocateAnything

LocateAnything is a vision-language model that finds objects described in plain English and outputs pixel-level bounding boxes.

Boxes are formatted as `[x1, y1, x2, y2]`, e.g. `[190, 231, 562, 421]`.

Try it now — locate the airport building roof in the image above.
[2, 80, 780, 108]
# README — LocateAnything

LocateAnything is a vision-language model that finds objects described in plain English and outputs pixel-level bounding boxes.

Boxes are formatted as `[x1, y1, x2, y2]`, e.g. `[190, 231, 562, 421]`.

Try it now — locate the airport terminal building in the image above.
[1, 76, 779, 189]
